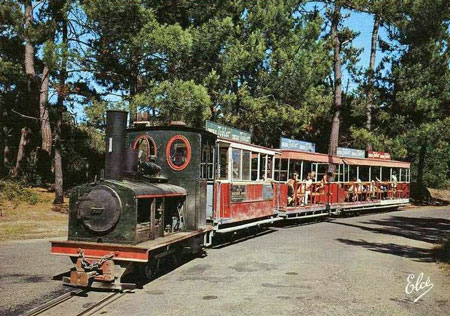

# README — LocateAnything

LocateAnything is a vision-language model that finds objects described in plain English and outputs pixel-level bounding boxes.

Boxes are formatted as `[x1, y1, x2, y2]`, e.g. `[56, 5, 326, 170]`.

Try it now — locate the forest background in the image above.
[1, 0, 449, 204]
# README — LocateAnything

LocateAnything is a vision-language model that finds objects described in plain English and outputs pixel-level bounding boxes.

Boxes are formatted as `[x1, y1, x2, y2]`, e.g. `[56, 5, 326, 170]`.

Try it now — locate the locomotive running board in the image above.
[215, 217, 282, 234]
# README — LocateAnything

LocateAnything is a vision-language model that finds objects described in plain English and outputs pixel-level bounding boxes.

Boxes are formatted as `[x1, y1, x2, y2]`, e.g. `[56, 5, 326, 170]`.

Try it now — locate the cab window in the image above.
[133, 135, 157, 163]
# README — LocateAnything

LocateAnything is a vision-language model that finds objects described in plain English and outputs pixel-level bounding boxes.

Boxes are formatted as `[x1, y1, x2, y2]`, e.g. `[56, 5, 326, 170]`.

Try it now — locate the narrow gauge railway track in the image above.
[76, 291, 125, 316]
[23, 290, 127, 316]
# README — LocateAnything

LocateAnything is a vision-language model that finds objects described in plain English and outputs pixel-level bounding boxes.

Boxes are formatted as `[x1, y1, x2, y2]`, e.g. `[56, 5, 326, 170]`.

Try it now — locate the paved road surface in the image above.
[1, 206, 449, 315]
[0, 238, 73, 316]
[100, 206, 450, 316]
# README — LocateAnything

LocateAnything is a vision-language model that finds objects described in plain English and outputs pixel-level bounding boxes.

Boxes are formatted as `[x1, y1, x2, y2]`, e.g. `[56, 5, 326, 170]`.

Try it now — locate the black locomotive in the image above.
[52, 111, 216, 289]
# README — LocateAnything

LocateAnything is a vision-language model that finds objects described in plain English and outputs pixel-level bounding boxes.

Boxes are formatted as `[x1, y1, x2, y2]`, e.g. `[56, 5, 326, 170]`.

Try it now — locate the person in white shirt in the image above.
[304, 173, 313, 205]
[391, 172, 398, 189]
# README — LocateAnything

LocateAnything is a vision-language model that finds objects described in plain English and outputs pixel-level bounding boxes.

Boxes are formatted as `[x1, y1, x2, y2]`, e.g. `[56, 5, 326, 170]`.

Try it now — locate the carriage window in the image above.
[260, 154, 267, 180]
[280, 159, 288, 179]
[232, 148, 241, 180]
[335, 164, 342, 182]
[208, 145, 214, 179]
[266, 155, 273, 180]
[372, 166, 381, 181]
[391, 168, 400, 182]
[359, 166, 370, 182]
[219, 146, 229, 179]
[289, 160, 301, 180]
[275, 158, 288, 181]
[251, 152, 259, 180]
[133, 135, 156, 163]
[317, 164, 328, 182]
[242, 150, 251, 181]
[166, 135, 191, 171]
[381, 167, 390, 181]
[201, 145, 208, 179]
[200, 141, 215, 180]
[274, 158, 280, 181]
[400, 168, 408, 182]
[348, 165, 358, 181]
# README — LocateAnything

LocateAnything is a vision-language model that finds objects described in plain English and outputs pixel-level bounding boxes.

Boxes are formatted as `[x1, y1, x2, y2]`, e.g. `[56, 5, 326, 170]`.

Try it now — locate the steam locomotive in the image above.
[51, 110, 410, 290]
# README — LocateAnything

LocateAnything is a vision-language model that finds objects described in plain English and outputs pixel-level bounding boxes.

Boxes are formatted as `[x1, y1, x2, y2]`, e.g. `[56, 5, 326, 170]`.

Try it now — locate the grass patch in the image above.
[0, 184, 68, 242]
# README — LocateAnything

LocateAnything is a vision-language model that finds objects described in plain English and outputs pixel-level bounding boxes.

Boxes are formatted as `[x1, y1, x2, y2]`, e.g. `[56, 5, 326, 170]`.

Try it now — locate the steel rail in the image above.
[22, 289, 86, 316]
[22, 289, 126, 316]
[76, 291, 125, 316]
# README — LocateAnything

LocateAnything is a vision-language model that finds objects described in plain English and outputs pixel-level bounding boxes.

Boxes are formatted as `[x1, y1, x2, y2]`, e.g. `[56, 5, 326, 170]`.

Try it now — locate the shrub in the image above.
[433, 238, 450, 264]
[0, 180, 40, 206]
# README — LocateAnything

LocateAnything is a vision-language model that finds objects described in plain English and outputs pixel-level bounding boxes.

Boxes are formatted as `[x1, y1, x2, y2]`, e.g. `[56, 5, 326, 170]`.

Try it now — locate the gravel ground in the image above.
[1, 206, 449, 316]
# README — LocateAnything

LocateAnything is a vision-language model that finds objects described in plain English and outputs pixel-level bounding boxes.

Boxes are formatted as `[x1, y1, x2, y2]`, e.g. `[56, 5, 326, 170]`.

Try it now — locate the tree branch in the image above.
[12, 109, 48, 121]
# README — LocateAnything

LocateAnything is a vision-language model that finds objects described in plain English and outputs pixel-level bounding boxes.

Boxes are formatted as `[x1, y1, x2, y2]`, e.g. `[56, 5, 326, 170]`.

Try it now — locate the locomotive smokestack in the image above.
[105, 110, 128, 180]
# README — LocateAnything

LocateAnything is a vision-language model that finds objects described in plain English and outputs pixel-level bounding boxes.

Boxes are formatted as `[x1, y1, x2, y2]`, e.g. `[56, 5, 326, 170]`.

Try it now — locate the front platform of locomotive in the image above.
[50, 111, 216, 290]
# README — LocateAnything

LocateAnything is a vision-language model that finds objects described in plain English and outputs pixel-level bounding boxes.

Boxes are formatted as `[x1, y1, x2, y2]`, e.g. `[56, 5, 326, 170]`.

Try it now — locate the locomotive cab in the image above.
[128, 121, 217, 232]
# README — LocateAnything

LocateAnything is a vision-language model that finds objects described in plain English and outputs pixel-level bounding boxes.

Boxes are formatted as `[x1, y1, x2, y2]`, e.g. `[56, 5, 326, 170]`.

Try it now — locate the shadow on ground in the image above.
[333, 214, 450, 262]
[336, 238, 435, 262]
[211, 227, 276, 249]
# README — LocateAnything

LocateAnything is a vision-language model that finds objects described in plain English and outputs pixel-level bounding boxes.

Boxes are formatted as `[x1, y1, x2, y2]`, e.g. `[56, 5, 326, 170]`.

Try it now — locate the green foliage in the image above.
[139, 79, 212, 127]
[378, 0, 450, 189]
[61, 122, 105, 188]
[0, 180, 40, 206]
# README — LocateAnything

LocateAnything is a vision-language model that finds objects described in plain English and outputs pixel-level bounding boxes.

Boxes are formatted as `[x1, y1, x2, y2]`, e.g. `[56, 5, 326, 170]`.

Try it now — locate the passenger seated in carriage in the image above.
[391, 171, 398, 193]
[369, 180, 377, 199]
[287, 173, 299, 206]
[319, 171, 332, 191]
[304, 173, 313, 205]
[375, 177, 387, 199]
[347, 177, 358, 202]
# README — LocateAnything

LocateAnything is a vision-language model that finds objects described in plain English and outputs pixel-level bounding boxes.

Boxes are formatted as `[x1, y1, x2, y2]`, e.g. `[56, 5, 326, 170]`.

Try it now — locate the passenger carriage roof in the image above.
[279, 150, 410, 168]
[279, 150, 342, 164]
[218, 137, 280, 155]
[107, 179, 187, 198]
[341, 157, 411, 168]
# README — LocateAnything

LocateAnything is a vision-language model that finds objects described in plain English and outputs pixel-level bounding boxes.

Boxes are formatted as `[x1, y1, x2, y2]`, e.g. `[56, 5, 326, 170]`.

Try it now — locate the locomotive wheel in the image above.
[140, 259, 157, 280]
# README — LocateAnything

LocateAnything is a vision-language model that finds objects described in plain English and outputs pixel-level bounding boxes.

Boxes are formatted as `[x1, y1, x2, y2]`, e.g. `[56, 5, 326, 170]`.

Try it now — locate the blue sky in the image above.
[344, 9, 388, 68]
[304, 1, 391, 89]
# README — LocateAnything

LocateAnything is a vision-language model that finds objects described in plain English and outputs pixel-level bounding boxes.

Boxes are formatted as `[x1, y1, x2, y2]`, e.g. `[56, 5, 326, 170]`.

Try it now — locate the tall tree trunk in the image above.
[366, 15, 380, 152]
[38, 65, 53, 183]
[328, 2, 342, 174]
[39, 66, 52, 153]
[11, 127, 30, 176]
[15, 0, 35, 176]
[0, 106, 9, 176]
[54, 7, 68, 204]
[416, 142, 427, 202]
[24, 0, 35, 81]
[54, 108, 63, 204]
[1, 127, 9, 175]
